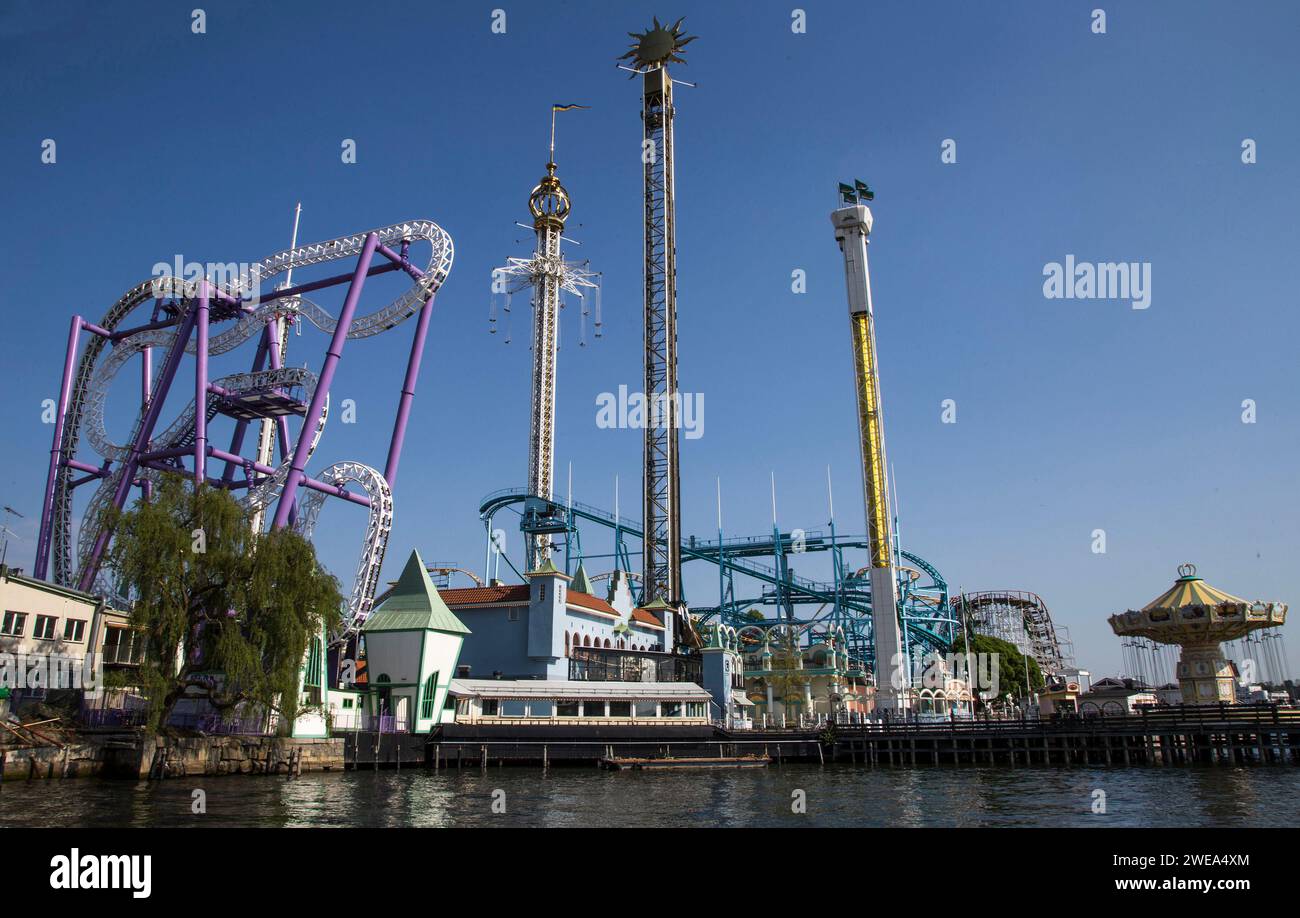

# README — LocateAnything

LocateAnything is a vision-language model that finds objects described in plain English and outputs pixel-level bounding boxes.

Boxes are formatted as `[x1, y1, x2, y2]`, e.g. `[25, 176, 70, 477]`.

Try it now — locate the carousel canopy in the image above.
[1142, 563, 1247, 611]
[1110, 563, 1286, 644]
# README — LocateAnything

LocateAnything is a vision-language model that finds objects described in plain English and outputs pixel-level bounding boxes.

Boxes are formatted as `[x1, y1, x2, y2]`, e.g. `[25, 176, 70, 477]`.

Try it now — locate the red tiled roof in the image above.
[441, 584, 530, 607]
[566, 590, 619, 617]
[631, 607, 665, 629]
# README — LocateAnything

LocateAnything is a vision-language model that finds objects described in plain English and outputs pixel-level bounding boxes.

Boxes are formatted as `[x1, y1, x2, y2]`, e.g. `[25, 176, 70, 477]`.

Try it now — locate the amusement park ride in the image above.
[34, 220, 454, 654]
[31, 16, 1079, 701]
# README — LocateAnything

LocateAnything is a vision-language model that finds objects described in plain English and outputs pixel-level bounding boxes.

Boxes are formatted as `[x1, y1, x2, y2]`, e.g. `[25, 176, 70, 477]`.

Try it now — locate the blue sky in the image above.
[1, 0, 1297, 678]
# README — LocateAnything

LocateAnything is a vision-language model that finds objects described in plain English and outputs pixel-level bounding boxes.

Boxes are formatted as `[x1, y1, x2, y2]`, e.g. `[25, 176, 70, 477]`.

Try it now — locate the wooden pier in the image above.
[823, 703, 1300, 767]
[345, 703, 1300, 769]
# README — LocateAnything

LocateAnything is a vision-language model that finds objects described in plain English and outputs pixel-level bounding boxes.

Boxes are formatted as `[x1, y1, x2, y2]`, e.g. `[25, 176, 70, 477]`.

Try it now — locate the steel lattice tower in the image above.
[622, 17, 696, 608]
[524, 162, 567, 570]
[641, 64, 681, 605]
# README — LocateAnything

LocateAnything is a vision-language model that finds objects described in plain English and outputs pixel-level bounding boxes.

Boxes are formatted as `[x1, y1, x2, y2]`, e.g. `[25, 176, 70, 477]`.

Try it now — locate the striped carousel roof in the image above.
[1141, 563, 1247, 611]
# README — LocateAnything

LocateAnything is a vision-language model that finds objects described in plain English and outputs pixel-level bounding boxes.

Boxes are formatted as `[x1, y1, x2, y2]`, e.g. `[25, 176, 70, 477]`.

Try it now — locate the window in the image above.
[482, 699, 500, 716]
[608, 701, 631, 718]
[556, 701, 579, 717]
[63, 618, 86, 643]
[582, 700, 606, 717]
[634, 700, 658, 718]
[304, 639, 322, 687]
[501, 700, 527, 717]
[2, 611, 27, 636]
[687, 702, 707, 718]
[103, 626, 144, 664]
[419, 671, 439, 720]
[538, 584, 546, 602]
[508, 608, 520, 622]
[529, 701, 554, 717]
[662, 701, 683, 718]
[33, 615, 57, 641]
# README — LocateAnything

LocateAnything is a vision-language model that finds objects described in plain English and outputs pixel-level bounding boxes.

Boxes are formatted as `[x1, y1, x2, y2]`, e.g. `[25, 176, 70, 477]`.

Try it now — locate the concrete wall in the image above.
[0, 734, 344, 780]
[453, 606, 540, 679]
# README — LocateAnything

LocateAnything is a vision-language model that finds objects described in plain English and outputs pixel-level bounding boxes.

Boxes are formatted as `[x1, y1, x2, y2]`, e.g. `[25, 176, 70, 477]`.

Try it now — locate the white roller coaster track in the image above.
[51, 220, 453, 640]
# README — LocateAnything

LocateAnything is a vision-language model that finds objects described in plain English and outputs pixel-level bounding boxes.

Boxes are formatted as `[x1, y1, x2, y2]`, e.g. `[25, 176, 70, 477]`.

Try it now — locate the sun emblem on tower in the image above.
[619, 16, 697, 71]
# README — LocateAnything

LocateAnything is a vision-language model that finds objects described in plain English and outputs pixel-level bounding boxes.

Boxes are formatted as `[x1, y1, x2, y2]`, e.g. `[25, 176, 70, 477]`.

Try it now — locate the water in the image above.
[3, 765, 1299, 827]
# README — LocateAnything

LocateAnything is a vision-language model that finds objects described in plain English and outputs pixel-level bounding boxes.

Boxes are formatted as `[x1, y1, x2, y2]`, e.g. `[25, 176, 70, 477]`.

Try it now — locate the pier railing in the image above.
[820, 703, 1300, 735]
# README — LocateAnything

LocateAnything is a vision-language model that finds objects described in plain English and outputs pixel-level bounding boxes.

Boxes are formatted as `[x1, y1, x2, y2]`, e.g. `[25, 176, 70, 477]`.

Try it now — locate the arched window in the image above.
[564, 632, 570, 657]
[419, 671, 439, 720]
[618, 639, 625, 649]
[583, 635, 591, 647]
[603, 638, 611, 648]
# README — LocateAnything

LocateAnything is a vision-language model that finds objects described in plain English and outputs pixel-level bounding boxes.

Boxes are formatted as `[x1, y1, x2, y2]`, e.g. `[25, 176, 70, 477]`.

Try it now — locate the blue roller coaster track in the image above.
[478, 487, 957, 673]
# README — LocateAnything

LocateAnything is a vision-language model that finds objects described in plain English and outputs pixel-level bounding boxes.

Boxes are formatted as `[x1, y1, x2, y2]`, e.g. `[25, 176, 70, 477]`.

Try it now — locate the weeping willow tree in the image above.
[104, 475, 342, 732]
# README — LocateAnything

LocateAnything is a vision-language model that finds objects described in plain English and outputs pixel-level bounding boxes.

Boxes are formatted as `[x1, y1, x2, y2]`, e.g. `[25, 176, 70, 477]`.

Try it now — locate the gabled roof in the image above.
[631, 606, 665, 629]
[441, 584, 531, 607]
[567, 589, 619, 618]
[363, 550, 470, 635]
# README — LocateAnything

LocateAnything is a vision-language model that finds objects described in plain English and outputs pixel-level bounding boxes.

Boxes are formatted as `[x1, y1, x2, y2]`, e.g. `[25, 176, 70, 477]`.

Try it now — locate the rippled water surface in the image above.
[4, 764, 1299, 827]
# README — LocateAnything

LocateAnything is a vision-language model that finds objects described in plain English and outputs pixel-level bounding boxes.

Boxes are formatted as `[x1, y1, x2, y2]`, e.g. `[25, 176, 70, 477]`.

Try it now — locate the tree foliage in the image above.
[104, 475, 342, 732]
[952, 630, 1044, 704]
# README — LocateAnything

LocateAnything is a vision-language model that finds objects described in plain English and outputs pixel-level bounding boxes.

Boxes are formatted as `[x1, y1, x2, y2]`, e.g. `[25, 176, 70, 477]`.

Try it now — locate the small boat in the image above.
[599, 754, 771, 771]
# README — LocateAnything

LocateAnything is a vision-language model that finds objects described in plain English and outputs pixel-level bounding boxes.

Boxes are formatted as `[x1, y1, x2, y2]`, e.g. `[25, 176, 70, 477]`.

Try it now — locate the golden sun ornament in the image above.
[620, 16, 697, 70]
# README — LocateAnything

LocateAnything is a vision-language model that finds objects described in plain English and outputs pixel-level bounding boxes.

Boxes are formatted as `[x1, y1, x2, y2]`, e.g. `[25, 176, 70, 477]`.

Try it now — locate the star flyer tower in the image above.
[619, 17, 696, 616]
[493, 108, 598, 570]
[831, 181, 908, 714]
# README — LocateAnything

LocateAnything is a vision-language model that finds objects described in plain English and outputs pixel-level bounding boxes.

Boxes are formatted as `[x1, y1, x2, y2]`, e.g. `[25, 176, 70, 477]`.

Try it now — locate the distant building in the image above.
[440, 560, 670, 681]
[0, 564, 139, 712]
[449, 679, 711, 725]
[1080, 676, 1158, 715]
[740, 627, 883, 726]
[1038, 674, 1082, 716]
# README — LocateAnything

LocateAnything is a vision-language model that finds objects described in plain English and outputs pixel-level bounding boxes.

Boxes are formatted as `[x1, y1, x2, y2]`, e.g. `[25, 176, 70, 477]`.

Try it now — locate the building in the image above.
[1038, 674, 1082, 716]
[442, 560, 671, 681]
[449, 678, 711, 725]
[740, 627, 879, 727]
[1080, 676, 1158, 715]
[0, 563, 138, 709]
[357, 550, 470, 734]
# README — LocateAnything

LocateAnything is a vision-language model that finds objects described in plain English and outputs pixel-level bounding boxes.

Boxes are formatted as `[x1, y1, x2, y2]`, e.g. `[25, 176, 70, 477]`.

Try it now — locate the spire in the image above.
[363, 549, 469, 635]
[572, 560, 595, 595]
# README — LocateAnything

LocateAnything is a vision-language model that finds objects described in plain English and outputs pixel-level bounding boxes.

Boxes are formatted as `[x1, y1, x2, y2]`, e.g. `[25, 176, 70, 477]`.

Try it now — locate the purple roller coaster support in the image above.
[271, 232, 379, 530]
[35, 316, 84, 579]
[194, 282, 210, 486]
[79, 302, 199, 591]
[219, 328, 270, 486]
[384, 294, 434, 488]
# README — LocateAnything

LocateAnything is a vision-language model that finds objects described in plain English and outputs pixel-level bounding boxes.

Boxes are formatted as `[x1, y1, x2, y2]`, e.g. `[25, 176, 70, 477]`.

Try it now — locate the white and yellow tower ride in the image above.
[831, 190, 908, 714]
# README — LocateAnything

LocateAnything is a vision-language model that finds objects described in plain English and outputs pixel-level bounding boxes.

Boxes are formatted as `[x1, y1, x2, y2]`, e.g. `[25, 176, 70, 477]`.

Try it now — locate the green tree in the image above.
[105, 475, 342, 732]
[951, 631, 1044, 707]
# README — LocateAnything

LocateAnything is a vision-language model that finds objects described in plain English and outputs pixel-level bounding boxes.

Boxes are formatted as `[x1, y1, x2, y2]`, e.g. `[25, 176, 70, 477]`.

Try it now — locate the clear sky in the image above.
[1, 0, 1297, 679]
